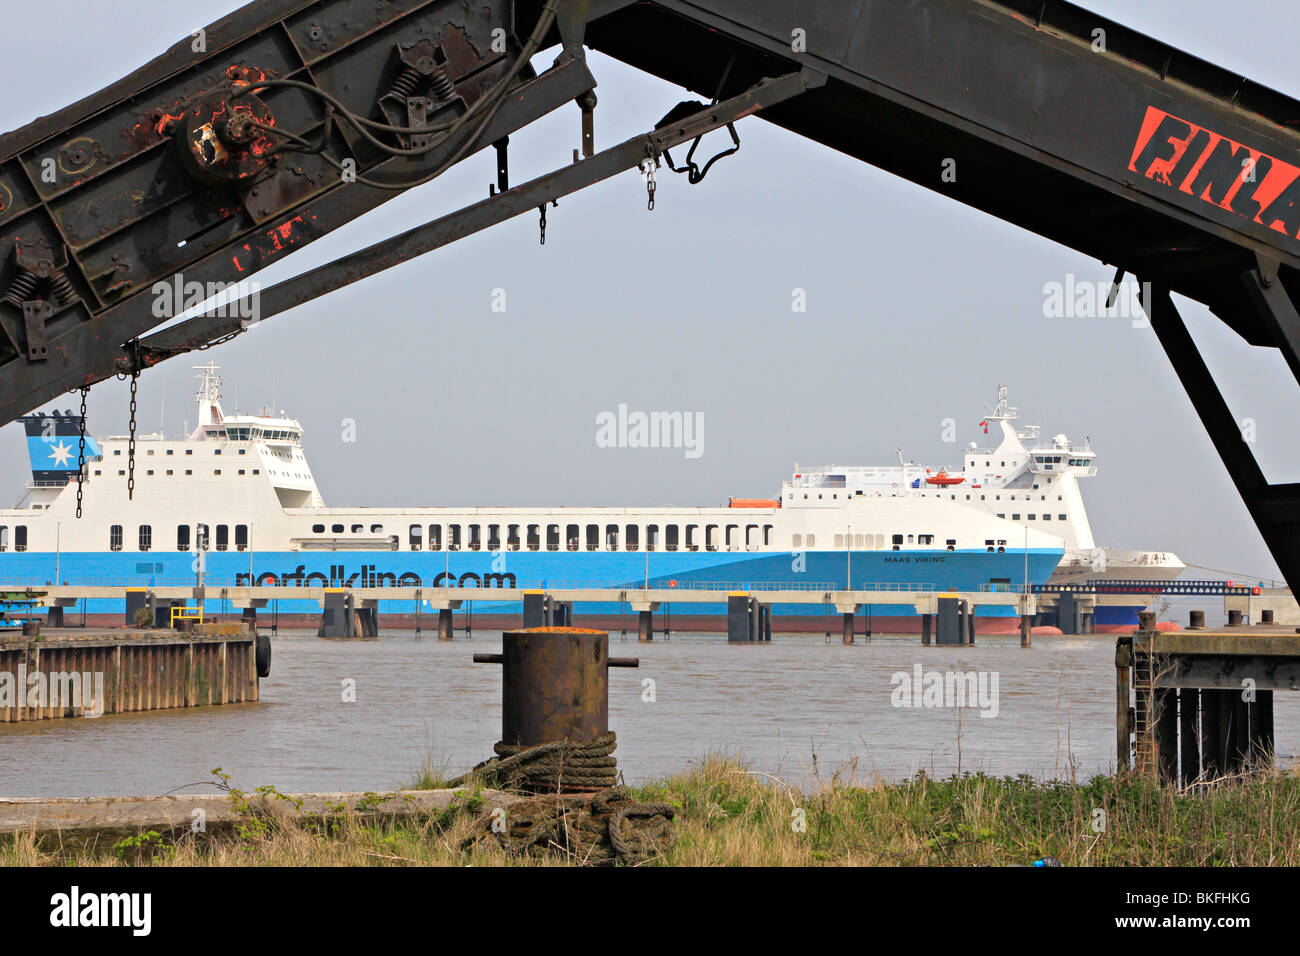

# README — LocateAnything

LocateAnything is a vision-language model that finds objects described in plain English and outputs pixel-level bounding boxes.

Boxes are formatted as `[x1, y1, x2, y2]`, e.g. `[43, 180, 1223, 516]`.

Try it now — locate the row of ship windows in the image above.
[98, 524, 251, 552]
[792, 491, 1067, 501]
[998, 514, 1068, 521]
[314, 522, 783, 552]
[113, 447, 249, 456]
[95, 469, 261, 477]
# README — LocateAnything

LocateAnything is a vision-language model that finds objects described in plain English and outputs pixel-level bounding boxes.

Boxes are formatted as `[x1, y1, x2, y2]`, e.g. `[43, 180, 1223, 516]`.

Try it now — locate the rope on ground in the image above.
[467, 785, 675, 865]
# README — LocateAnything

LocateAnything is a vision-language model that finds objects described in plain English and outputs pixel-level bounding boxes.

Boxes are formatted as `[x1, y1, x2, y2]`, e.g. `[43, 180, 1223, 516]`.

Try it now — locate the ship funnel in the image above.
[18, 411, 101, 484]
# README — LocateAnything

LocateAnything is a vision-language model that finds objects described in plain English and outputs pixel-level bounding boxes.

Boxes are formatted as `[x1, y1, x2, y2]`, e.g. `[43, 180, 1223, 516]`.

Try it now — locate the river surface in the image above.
[4, 630, 1296, 797]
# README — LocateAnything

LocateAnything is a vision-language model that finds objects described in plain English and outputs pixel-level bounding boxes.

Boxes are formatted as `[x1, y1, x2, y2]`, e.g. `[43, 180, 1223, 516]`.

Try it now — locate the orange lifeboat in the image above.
[728, 498, 781, 508]
[925, 471, 965, 486]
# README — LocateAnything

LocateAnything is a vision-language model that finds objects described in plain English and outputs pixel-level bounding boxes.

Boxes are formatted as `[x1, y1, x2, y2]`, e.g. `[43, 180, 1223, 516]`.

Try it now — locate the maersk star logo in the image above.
[47, 440, 74, 467]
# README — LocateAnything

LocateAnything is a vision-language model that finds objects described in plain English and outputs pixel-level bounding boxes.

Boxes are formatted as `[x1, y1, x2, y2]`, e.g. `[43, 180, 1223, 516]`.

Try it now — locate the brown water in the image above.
[3, 631, 1296, 797]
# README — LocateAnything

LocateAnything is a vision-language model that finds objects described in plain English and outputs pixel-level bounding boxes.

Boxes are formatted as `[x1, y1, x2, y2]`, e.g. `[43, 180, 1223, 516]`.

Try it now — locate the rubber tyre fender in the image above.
[256, 631, 272, 678]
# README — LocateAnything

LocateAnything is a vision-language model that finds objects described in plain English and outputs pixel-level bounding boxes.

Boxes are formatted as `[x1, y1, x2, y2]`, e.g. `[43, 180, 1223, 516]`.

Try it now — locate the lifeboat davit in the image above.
[925, 471, 965, 486]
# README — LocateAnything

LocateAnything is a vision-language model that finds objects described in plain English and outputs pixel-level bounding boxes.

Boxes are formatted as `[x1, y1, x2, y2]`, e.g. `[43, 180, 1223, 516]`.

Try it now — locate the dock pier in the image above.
[1117, 612, 1296, 782]
[0, 622, 267, 722]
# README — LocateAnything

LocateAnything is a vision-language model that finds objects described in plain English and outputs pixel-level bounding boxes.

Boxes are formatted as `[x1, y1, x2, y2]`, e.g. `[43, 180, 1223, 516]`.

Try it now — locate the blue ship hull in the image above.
[1, 547, 1063, 619]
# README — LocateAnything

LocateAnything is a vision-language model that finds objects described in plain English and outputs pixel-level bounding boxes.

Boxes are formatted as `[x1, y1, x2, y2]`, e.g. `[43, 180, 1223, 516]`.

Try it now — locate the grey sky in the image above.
[2, 0, 1297, 584]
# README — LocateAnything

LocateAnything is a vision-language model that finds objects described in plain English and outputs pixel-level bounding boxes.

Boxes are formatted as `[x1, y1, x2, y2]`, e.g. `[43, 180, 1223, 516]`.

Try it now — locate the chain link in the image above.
[127, 371, 138, 501]
[75, 387, 89, 519]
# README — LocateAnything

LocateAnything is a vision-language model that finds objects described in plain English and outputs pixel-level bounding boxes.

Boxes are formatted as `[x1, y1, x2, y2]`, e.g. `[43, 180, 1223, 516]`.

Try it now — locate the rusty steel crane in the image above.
[0, 0, 1299, 589]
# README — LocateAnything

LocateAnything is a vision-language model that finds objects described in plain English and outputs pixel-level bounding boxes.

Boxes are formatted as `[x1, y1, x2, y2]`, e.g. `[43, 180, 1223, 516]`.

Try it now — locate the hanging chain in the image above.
[640, 145, 659, 211]
[75, 386, 89, 519]
[127, 370, 138, 501]
[538, 203, 547, 245]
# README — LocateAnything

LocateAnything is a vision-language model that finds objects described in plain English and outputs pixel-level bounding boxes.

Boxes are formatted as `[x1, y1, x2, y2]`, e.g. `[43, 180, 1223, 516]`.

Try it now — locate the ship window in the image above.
[1043, 514, 1051, 520]
[1012, 514, 1021, 521]
[185, 470, 192, 476]
[253, 470, 260, 475]
[946, 538, 957, 551]
[919, 534, 934, 544]
[13, 526, 26, 552]
[725, 525, 739, 550]
[238, 470, 245, 475]
[110, 525, 123, 552]
[312, 524, 325, 533]
[705, 525, 719, 552]
[238, 449, 246, 455]
[566, 524, 579, 552]
[647, 525, 659, 552]
[331, 524, 344, 534]
[196, 525, 209, 551]
[214, 470, 221, 476]
[118, 470, 125, 476]
[177, 525, 190, 551]
[409, 524, 422, 551]
[167, 449, 173, 455]
[625, 525, 639, 552]
[834, 534, 844, 549]
[371, 524, 383, 533]
[764, 525, 774, 546]
[546, 525, 559, 551]
[94, 470, 101, 476]
[586, 524, 600, 551]
[216, 525, 229, 551]
[793, 533, 802, 549]
[745, 524, 758, 549]
[686, 524, 699, 551]
[469, 524, 482, 551]
[806, 533, 815, 548]
[185, 449, 192, 455]
[214, 449, 221, 456]
[428, 525, 441, 551]
[892, 534, 903, 546]
[114, 449, 121, 456]
[666, 525, 680, 551]
[1059, 514, 1067, 520]
[997, 514, 1005, 518]
[526, 525, 540, 551]
[507, 525, 520, 551]
[448, 525, 462, 551]
[235, 525, 248, 551]
[0, 526, 6, 552]
[487, 525, 500, 551]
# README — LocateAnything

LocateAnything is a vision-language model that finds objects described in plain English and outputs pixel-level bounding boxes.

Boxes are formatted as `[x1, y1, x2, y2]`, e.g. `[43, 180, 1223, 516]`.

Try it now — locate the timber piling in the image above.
[0, 623, 264, 721]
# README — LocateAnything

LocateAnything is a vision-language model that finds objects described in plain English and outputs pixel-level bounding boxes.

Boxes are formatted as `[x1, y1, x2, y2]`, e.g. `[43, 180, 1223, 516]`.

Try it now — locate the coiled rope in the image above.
[448, 731, 620, 793]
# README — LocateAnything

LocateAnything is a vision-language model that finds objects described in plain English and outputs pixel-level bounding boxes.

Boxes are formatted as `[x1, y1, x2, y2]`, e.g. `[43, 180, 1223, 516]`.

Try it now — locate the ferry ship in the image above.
[0, 367, 1181, 633]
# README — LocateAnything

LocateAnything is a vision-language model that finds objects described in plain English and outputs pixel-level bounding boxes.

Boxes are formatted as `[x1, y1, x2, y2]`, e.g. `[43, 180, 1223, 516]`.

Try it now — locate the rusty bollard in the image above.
[474, 627, 638, 747]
